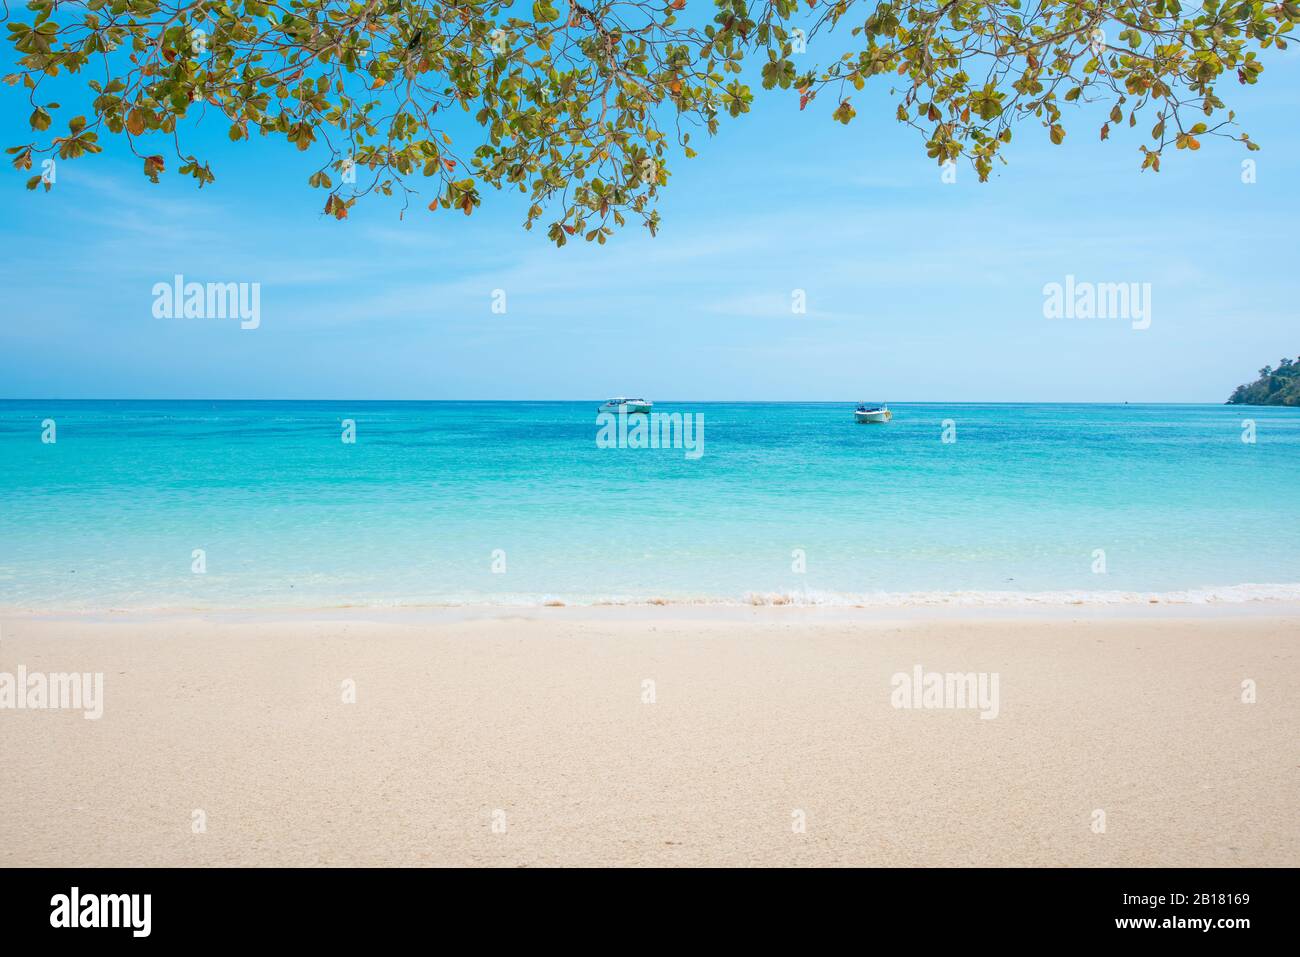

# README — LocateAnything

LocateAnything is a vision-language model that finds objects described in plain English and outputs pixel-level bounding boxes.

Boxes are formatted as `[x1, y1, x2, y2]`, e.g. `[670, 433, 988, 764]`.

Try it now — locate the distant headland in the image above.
[1227, 357, 1300, 406]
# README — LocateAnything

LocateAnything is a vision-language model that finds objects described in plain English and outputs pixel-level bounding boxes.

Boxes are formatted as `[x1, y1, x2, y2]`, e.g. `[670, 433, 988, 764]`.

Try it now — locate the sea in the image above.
[1, 400, 1297, 611]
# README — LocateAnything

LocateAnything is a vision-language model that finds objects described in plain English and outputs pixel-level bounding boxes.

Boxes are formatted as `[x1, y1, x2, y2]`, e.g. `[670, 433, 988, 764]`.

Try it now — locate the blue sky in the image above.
[1, 29, 1297, 401]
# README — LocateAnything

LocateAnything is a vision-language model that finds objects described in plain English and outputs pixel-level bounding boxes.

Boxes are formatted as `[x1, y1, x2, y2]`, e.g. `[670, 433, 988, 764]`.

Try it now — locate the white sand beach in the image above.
[1, 609, 1296, 867]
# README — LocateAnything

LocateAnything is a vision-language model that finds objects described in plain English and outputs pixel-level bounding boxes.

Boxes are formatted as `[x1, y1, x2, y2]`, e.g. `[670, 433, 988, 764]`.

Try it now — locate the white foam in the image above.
[736, 583, 1300, 608]
[7, 582, 1300, 616]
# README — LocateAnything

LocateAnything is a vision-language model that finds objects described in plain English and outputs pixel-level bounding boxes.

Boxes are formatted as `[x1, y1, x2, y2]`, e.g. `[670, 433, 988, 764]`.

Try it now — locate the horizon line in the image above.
[0, 397, 1253, 406]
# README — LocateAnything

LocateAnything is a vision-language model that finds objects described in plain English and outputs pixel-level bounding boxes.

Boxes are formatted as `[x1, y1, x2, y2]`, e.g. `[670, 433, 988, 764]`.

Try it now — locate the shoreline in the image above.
[5, 586, 1300, 626]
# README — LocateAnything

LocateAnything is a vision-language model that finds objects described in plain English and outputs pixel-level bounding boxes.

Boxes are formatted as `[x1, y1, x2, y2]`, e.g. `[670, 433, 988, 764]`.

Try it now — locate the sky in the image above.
[1, 21, 1298, 402]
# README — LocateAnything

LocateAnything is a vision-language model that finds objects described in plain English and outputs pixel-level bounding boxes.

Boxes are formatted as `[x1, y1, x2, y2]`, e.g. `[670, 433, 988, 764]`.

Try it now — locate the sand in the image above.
[1, 609, 1296, 867]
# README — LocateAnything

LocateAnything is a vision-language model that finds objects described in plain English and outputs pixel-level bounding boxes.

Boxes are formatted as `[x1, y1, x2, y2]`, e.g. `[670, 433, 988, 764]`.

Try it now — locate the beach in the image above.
[2, 607, 1296, 867]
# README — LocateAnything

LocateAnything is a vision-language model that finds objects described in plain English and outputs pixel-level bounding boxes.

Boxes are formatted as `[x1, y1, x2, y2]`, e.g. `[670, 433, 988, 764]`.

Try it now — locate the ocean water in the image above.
[0, 400, 1297, 611]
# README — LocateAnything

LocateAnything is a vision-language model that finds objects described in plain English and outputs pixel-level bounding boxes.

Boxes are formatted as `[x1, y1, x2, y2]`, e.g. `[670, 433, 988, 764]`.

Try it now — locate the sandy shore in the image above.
[1, 610, 1296, 866]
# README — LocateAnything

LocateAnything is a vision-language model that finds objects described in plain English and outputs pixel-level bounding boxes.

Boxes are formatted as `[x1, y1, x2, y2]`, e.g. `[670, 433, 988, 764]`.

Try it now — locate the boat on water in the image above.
[854, 403, 892, 424]
[598, 397, 653, 414]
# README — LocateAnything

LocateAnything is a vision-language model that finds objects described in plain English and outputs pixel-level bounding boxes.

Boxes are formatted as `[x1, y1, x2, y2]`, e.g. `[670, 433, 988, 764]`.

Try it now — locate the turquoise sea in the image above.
[1, 400, 1297, 611]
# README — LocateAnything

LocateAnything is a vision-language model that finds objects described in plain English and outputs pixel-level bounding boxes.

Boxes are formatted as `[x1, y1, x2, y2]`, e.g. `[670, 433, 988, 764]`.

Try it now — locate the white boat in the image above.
[854, 403, 892, 424]
[598, 397, 652, 414]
